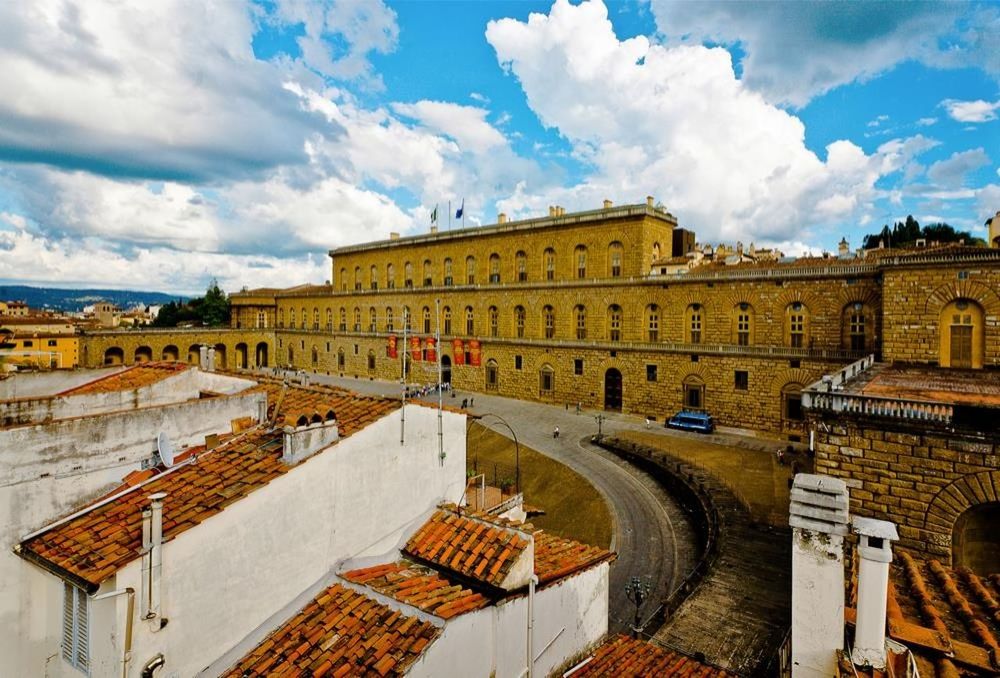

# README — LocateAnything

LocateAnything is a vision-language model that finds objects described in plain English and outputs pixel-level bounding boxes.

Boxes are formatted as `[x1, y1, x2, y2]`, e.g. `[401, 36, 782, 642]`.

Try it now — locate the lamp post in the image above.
[624, 576, 651, 639]
[595, 413, 606, 440]
[472, 413, 521, 493]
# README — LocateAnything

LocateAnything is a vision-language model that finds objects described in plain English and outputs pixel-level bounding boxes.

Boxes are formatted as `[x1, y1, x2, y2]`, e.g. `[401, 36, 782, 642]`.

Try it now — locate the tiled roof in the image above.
[221, 582, 440, 678]
[341, 560, 489, 619]
[847, 551, 1000, 676]
[533, 531, 615, 585]
[255, 381, 399, 435]
[402, 508, 531, 589]
[568, 635, 737, 677]
[58, 361, 189, 395]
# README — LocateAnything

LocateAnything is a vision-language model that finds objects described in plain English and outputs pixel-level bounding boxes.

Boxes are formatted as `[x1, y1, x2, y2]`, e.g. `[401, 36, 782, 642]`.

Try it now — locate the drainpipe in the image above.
[142, 492, 167, 622]
[92, 587, 135, 678]
[851, 517, 898, 669]
[526, 574, 538, 678]
[141, 653, 165, 678]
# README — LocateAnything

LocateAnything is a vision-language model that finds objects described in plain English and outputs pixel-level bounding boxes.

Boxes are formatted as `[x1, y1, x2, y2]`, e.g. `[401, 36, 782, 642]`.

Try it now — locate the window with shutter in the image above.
[62, 582, 89, 672]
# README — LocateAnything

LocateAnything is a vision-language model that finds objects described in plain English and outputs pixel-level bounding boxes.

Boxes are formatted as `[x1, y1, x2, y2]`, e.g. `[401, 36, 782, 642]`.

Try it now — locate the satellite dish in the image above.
[157, 432, 176, 468]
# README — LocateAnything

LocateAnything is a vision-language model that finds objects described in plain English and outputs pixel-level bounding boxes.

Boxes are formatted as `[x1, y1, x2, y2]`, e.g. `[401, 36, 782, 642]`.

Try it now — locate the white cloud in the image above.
[916, 117, 938, 127]
[867, 114, 890, 128]
[649, 1, 998, 107]
[485, 0, 900, 244]
[392, 101, 508, 155]
[926, 148, 991, 188]
[941, 98, 1000, 123]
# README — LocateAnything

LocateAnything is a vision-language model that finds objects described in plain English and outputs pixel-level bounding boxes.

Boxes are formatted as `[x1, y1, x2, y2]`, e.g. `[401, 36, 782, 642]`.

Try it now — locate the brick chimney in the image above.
[790, 473, 850, 678]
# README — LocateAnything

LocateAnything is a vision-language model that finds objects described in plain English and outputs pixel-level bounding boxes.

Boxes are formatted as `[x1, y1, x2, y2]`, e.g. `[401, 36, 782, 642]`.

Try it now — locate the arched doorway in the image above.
[104, 347, 124, 366]
[162, 345, 179, 361]
[953, 502, 1000, 575]
[187, 344, 201, 364]
[134, 346, 153, 364]
[255, 342, 268, 368]
[441, 355, 452, 385]
[235, 343, 248, 369]
[213, 344, 227, 370]
[939, 299, 984, 369]
[604, 368, 623, 412]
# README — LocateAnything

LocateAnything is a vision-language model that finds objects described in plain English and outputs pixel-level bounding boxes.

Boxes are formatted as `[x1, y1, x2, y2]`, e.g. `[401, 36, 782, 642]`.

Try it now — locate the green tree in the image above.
[199, 279, 230, 327]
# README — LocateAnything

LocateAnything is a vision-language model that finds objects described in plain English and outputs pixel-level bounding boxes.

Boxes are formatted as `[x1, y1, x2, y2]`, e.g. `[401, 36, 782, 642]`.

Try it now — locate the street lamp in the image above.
[624, 576, 651, 639]
[594, 413, 606, 439]
[471, 412, 521, 493]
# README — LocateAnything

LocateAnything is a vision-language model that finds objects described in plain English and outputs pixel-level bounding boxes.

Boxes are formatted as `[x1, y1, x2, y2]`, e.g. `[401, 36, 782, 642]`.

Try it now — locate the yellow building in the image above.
[79, 199, 1000, 437]
[1, 333, 78, 370]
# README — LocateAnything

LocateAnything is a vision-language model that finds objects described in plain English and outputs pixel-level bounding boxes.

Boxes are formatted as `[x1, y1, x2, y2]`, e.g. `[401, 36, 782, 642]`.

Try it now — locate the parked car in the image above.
[666, 410, 715, 434]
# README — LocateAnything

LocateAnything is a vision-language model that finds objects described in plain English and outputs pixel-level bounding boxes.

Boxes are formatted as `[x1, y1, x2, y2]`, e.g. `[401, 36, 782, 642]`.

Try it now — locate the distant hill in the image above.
[0, 285, 187, 313]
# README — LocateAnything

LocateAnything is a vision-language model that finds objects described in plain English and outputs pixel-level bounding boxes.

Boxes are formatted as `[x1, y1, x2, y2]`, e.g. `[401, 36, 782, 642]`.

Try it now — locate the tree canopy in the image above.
[153, 279, 230, 327]
[861, 216, 983, 250]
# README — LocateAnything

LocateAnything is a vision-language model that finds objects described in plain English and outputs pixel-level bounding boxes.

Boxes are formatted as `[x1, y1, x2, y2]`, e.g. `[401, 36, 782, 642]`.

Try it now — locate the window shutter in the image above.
[61, 583, 74, 663]
[62, 582, 89, 672]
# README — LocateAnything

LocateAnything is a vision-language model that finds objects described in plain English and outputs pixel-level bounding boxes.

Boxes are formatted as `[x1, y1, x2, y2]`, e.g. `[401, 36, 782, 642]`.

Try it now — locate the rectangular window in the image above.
[48, 339, 58, 347]
[690, 313, 702, 344]
[23, 340, 33, 347]
[574, 358, 583, 375]
[515, 355, 523, 370]
[646, 364, 657, 382]
[789, 314, 804, 347]
[62, 582, 89, 673]
[737, 314, 750, 346]
[735, 370, 748, 390]
[539, 370, 554, 394]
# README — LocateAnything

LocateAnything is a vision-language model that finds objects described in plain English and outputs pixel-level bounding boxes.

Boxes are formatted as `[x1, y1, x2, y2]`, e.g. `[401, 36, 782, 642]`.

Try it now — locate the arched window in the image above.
[539, 364, 555, 395]
[279, 308, 285, 328]
[485, 359, 499, 391]
[443, 306, 452, 335]
[311, 345, 319, 365]
[325, 308, 332, 331]
[443, 258, 453, 286]
[544, 248, 556, 281]
[515, 306, 525, 338]
[313, 307, 320, 330]
[337, 348, 345, 369]
[488, 253, 501, 284]
[575, 305, 587, 340]
[466, 256, 476, 285]
[339, 268, 347, 291]
[404, 261, 413, 288]
[290, 308, 296, 328]
[300, 307, 307, 329]
[422, 306, 431, 333]
[683, 374, 705, 410]
[608, 304, 623, 342]
[367, 350, 376, 372]
[940, 299, 984, 368]
[647, 304, 660, 342]
[608, 241, 623, 277]
[369, 307, 377, 332]
[575, 245, 587, 279]
[543, 305, 555, 339]
[465, 306, 475, 335]
[403, 306, 411, 331]
[652, 242, 661, 261]
[489, 306, 499, 337]
[516, 251, 527, 282]
[386, 307, 394, 331]
[370, 265, 378, 290]
[257, 311, 266, 328]
[354, 266, 361, 291]
[353, 307, 361, 331]
[338, 308, 346, 331]
[386, 263, 395, 289]
[423, 259, 433, 287]
[782, 382, 803, 422]
[785, 302, 809, 348]
[288, 346, 294, 364]
[734, 303, 754, 346]
[687, 304, 703, 344]
[953, 502, 1000, 575]
[841, 302, 871, 352]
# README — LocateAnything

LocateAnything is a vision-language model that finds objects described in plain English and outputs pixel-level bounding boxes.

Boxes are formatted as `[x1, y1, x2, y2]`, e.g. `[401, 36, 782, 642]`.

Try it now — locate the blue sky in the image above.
[0, 0, 996, 293]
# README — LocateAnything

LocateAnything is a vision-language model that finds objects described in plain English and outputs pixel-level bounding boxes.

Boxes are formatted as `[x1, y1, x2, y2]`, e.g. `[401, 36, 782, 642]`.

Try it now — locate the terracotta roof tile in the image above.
[58, 361, 189, 395]
[569, 635, 736, 677]
[252, 380, 399, 436]
[342, 560, 489, 619]
[222, 582, 440, 678]
[403, 508, 530, 589]
[533, 531, 615, 585]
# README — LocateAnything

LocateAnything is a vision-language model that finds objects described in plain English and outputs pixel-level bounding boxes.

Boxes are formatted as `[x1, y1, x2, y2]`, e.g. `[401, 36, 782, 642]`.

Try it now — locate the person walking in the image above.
[553, 425, 560, 439]
[644, 416, 651, 428]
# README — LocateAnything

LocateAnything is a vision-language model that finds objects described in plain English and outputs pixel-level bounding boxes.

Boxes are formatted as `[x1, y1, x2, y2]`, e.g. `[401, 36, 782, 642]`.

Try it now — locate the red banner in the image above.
[387, 334, 398, 359]
[452, 338, 465, 365]
[468, 339, 481, 367]
[426, 337, 436, 362]
[410, 336, 421, 361]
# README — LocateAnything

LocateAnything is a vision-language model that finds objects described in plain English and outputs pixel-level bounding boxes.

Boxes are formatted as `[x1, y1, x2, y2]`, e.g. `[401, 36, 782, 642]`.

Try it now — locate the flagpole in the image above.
[448, 200, 452, 230]
[436, 298, 444, 467]
[400, 308, 407, 446]
[462, 200, 466, 229]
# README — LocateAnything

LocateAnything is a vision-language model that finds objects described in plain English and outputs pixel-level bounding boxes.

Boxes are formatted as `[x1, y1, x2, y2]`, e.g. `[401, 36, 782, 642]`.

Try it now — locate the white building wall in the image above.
[71, 405, 465, 678]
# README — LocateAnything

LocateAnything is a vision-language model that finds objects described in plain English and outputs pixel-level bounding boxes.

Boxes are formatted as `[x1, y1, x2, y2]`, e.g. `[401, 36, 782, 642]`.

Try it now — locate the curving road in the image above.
[296, 370, 698, 635]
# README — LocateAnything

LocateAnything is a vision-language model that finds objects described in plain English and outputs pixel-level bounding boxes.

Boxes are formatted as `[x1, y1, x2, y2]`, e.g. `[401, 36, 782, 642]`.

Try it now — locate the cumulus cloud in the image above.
[927, 148, 991, 188]
[650, 1, 998, 107]
[485, 0, 910, 245]
[942, 98, 1000, 123]
[392, 101, 508, 155]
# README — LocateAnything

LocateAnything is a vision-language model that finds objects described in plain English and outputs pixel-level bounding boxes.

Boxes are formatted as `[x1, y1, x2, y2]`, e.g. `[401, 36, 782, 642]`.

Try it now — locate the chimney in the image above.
[839, 238, 849, 257]
[603, 199, 613, 209]
[737, 241, 744, 257]
[430, 225, 438, 234]
[498, 212, 507, 224]
[282, 417, 339, 465]
[789, 474, 850, 678]
[389, 232, 400, 240]
[851, 517, 898, 670]
[142, 492, 168, 621]
[548, 206, 556, 217]
[646, 195, 654, 207]
[207, 346, 216, 372]
[199, 345, 209, 371]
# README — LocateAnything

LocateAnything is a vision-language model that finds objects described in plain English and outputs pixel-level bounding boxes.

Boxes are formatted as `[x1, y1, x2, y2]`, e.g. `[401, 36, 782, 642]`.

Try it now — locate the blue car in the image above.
[666, 410, 715, 434]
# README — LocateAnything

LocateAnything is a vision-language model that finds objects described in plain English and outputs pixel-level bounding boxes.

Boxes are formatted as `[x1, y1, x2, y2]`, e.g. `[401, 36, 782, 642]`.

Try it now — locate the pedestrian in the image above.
[553, 425, 560, 438]
[462, 398, 468, 409]
[576, 402, 581, 415]
[776, 448, 785, 466]
[644, 416, 650, 429]
[470, 397, 474, 407]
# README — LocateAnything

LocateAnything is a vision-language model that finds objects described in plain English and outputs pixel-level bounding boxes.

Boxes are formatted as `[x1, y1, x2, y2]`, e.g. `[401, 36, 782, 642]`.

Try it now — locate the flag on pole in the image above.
[430, 204, 438, 224]
[455, 199, 464, 220]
